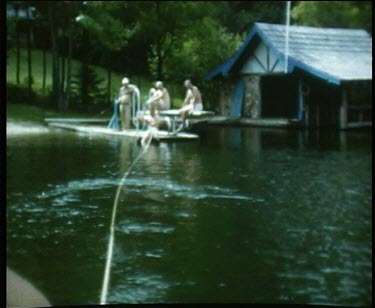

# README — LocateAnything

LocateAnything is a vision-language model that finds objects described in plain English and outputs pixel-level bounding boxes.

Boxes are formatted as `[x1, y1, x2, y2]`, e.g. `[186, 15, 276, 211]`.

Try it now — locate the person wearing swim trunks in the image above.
[178, 79, 203, 130]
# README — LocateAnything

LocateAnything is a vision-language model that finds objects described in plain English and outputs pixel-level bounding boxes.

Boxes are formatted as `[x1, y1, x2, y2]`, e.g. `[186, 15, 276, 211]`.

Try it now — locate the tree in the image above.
[163, 16, 243, 81]
[70, 64, 106, 109]
[15, 4, 21, 85]
[58, 1, 82, 111]
[291, 1, 372, 34]
[75, 1, 133, 104]
[6, 13, 16, 65]
[25, 2, 33, 98]
[33, 1, 84, 111]
[162, 15, 243, 109]
[64, 2, 80, 111]
[47, 3, 63, 110]
[133, 1, 207, 80]
[9, 1, 23, 85]
[223, 1, 286, 33]
[9, 1, 36, 99]
[32, 1, 50, 91]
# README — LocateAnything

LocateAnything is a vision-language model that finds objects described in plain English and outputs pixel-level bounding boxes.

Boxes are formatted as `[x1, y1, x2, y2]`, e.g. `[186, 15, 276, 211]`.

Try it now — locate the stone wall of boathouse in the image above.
[218, 80, 234, 116]
[242, 75, 261, 119]
[217, 75, 262, 118]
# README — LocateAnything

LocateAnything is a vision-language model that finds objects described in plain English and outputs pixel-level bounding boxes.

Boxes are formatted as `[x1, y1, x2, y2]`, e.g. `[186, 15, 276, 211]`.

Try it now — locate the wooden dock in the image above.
[347, 121, 372, 129]
[202, 116, 303, 128]
[45, 111, 216, 141]
[47, 121, 199, 141]
[45, 118, 108, 123]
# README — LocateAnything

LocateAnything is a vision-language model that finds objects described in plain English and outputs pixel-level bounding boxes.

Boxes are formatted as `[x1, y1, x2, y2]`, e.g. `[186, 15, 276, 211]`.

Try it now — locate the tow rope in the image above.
[100, 136, 153, 304]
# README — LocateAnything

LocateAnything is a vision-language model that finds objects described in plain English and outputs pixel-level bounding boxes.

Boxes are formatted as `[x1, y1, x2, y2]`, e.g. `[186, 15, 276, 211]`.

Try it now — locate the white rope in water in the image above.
[100, 135, 153, 305]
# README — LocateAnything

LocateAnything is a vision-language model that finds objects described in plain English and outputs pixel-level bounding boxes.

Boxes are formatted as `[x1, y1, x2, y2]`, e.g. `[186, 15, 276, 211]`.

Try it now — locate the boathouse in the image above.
[204, 22, 372, 129]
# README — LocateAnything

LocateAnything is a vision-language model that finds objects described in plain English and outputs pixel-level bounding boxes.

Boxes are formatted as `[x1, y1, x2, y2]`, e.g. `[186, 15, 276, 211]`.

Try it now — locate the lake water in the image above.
[6, 125, 372, 305]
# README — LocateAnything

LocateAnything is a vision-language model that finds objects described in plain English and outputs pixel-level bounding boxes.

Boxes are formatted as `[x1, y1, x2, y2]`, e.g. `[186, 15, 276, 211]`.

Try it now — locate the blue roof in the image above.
[204, 22, 372, 84]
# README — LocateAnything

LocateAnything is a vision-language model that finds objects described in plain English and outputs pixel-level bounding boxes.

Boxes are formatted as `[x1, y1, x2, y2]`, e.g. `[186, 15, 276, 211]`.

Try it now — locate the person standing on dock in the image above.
[117, 77, 136, 130]
[178, 79, 203, 130]
[146, 81, 171, 119]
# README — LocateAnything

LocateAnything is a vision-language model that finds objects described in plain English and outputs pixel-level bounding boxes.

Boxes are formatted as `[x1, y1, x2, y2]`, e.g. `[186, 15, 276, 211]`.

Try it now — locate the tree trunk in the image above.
[155, 2, 163, 80]
[81, 62, 89, 107]
[15, 6, 20, 85]
[156, 42, 163, 80]
[48, 5, 62, 110]
[107, 68, 111, 104]
[26, 7, 32, 97]
[60, 55, 66, 111]
[80, 29, 92, 109]
[61, 55, 65, 95]
[42, 47, 46, 90]
[65, 17, 73, 112]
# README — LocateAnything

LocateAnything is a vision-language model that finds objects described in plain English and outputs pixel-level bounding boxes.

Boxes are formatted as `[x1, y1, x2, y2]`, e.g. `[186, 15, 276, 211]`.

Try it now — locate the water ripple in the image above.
[116, 221, 175, 235]
[109, 273, 171, 303]
[32, 177, 260, 206]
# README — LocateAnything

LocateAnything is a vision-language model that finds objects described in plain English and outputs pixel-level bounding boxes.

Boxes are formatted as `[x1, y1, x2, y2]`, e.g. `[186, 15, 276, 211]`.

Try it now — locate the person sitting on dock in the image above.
[177, 79, 203, 131]
[117, 77, 136, 130]
[146, 81, 171, 119]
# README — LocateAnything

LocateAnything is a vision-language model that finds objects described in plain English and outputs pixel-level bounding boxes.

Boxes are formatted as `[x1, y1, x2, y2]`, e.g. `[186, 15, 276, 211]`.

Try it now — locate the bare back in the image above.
[185, 86, 202, 106]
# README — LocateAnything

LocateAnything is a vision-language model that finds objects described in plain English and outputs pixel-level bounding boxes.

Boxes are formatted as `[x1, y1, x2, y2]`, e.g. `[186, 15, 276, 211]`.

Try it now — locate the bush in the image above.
[22, 75, 34, 87]
[70, 63, 107, 111]
[7, 83, 36, 104]
[6, 103, 46, 123]
[7, 83, 54, 109]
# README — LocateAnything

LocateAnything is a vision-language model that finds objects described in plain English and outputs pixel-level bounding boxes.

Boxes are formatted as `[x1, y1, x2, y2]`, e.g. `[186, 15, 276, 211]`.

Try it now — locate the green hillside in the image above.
[6, 48, 184, 107]
[6, 48, 154, 101]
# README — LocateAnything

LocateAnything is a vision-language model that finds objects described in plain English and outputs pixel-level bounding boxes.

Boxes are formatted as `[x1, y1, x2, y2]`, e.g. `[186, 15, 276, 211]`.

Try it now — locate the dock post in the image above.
[297, 79, 304, 121]
[258, 78, 262, 118]
[304, 105, 309, 128]
[339, 86, 348, 130]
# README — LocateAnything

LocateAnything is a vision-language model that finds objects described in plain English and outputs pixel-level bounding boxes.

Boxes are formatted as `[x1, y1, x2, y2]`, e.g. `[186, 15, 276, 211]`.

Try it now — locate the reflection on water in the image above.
[7, 126, 372, 305]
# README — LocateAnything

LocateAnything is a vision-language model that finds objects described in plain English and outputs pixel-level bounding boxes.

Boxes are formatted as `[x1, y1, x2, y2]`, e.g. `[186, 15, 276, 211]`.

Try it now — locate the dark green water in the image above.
[7, 126, 372, 305]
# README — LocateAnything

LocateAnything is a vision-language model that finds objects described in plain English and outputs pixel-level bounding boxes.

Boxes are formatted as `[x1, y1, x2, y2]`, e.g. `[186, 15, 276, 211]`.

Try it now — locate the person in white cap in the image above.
[146, 81, 171, 118]
[117, 77, 136, 130]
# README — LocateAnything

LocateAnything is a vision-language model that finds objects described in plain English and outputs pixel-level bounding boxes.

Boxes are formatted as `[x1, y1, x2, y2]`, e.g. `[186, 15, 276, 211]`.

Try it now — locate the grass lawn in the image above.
[7, 104, 47, 123]
[6, 103, 101, 124]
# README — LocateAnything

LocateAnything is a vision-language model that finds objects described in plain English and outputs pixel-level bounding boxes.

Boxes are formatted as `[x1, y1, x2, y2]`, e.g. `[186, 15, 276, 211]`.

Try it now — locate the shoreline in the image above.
[6, 121, 50, 136]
